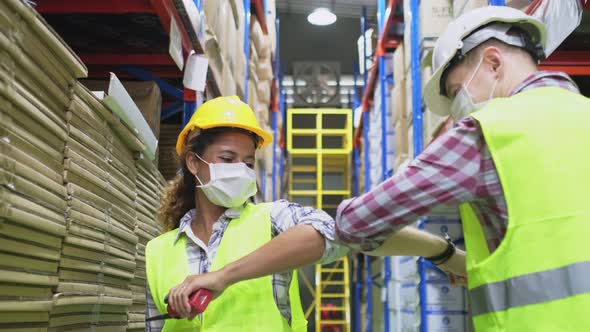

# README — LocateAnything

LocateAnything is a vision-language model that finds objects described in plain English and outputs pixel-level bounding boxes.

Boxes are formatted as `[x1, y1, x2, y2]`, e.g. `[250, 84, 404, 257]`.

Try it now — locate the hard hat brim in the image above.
[424, 64, 453, 117]
[176, 122, 273, 156]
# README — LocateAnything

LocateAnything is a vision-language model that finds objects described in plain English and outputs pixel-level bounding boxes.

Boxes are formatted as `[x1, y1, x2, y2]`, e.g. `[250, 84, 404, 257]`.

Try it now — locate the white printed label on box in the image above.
[427, 312, 466, 332]
[184, 50, 209, 92]
[169, 16, 184, 71]
[425, 283, 466, 311]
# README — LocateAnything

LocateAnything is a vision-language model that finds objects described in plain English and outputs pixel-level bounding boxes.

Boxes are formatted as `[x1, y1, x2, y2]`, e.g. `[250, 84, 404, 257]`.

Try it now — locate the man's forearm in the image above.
[365, 226, 467, 276]
[221, 224, 325, 286]
[365, 226, 448, 257]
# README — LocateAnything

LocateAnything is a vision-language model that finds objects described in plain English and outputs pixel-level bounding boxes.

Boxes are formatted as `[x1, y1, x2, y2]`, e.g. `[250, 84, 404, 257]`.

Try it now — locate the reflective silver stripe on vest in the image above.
[470, 260, 590, 316]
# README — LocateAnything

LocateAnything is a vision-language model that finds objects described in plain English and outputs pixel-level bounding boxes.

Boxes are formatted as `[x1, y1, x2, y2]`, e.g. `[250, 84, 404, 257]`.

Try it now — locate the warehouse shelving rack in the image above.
[286, 108, 353, 332]
[36, 0, 270, 127]
[354, 1, 403, 332]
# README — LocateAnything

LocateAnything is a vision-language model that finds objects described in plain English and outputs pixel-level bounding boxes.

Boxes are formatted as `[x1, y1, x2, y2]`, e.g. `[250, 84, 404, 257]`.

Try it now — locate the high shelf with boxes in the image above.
[286, 109, 353, 332]
[35, 0, 220, 181]
[246, 0, 281, 201]
[35, 0, 279, 185]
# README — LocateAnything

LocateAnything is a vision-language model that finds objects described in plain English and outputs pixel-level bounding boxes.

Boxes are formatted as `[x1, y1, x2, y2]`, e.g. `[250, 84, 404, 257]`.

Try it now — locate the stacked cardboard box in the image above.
[81, 81, 162, 142]
[203, 2, 276, 182]
[392, 44, 410, 170]
[249, 16, 274, 127]
[0, 2, 166, 330]
[128, 159, 165, 331]
[0, 0, 86, 330]
[204, 0, 249, 97]
[54, 84, 139, 331]
[157, 123, 182, 181]
[403, 0, 453, 72]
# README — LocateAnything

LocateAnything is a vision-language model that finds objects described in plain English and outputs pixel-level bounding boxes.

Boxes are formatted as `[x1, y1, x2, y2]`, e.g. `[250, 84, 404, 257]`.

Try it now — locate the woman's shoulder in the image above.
[146, 228, 180, 250]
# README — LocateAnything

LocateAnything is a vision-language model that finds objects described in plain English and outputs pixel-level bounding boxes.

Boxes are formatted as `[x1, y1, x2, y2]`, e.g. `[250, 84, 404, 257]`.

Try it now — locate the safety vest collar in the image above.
[173, 205, 246, 244]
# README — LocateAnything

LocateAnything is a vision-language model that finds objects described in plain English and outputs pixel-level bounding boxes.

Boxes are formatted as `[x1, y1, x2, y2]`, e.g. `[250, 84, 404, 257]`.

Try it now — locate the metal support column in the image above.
[408, 0, 426, 331]
[351, 62, 362, 332]
[360, 6, 373, 332]
[244, 0, 251, 100]
[352, 63, 360, 198]
[377, 0, 391, 330]
[279, 79, 286, 199]
[271, 18, 280, 200]
[365, 254, 373, 332]
[183, 88, 196, 126]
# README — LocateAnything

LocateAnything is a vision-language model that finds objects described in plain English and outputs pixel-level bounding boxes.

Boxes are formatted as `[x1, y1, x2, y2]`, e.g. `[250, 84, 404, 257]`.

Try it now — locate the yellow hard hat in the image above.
[176, 96, 273, 156]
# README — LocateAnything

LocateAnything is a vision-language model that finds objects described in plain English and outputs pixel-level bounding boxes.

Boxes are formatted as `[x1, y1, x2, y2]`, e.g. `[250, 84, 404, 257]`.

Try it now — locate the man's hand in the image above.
[167, 269, 229, 319]
[438, 248, 467, 287]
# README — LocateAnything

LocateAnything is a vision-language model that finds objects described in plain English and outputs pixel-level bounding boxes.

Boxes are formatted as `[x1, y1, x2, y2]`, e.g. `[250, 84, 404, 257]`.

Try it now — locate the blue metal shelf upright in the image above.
[353, 1, 403, 331]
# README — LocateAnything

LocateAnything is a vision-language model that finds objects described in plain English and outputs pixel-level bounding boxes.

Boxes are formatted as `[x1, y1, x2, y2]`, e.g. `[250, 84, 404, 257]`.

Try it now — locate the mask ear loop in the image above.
[192, 152, 210, 187]
[465, 56, 485, 89]
[488, 78, 499, 100]
[195, 174, 205, 187]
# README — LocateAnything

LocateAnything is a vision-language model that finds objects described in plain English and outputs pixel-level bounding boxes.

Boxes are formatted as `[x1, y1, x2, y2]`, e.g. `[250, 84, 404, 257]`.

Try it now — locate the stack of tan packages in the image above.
[157, 123, 182, 181]
[55, 83, 141, 331]
[0, 0, 86, 330]
[391, 44, 410, 170]
[127, 159, 165, 331]
[0, 1, 165, 330]
[248, 16, 274, 128]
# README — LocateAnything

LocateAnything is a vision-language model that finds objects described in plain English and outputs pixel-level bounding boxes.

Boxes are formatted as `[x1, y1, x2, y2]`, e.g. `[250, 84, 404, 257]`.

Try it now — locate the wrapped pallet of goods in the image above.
[0, 0, 86, 330]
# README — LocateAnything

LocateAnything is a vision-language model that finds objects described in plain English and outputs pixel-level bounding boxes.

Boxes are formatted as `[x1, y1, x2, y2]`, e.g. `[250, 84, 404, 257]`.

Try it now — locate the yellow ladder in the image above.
[315, 257, 351, 332]
[286, 108, 353, 332]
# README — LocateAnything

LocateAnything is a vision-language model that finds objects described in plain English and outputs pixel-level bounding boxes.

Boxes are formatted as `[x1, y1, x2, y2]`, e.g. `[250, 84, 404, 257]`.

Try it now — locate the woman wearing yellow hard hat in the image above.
[145, 96, 348, 331]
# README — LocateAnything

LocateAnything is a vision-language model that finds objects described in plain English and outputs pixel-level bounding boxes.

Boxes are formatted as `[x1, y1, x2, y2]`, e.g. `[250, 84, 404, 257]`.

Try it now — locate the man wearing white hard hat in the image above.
[335, 6, 590, 331]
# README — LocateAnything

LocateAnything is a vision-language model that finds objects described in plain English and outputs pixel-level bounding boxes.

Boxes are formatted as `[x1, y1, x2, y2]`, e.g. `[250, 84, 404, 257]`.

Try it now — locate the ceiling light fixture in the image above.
[307, 7, 337, 26]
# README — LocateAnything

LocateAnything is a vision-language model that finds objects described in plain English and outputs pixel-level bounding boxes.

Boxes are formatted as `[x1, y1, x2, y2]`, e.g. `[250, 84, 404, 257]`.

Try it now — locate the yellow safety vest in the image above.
[459, 87, 590, 331]
[145, 203, 307, 332]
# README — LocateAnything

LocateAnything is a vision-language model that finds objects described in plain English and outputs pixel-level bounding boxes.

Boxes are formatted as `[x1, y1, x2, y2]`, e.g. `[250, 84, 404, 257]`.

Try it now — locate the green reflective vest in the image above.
[459, 87, 590, 331]
[145, 203, 307, 332]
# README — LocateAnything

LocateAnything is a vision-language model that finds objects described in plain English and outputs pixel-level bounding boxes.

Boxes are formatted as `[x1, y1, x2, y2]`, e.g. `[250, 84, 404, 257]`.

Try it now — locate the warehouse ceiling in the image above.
[276, 0, 377, 18]
[277, 1, 379, 76]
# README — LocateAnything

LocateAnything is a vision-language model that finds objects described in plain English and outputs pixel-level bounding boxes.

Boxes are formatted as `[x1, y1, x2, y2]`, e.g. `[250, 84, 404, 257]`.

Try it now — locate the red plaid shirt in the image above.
[336, 71, 580, 252]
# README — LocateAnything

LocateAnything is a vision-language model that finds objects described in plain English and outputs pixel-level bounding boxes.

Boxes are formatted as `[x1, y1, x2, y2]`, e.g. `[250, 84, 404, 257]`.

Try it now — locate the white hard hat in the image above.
[424, 6, 546, 116]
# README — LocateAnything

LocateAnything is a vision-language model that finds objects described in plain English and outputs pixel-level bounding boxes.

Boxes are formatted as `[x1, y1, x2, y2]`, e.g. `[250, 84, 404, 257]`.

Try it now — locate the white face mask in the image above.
[450, 57, 498, 121]
[193, 153, 257, 208]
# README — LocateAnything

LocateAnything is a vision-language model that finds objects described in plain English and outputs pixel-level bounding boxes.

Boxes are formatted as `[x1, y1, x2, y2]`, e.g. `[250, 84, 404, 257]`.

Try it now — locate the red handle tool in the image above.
[147, 289, 213, 322]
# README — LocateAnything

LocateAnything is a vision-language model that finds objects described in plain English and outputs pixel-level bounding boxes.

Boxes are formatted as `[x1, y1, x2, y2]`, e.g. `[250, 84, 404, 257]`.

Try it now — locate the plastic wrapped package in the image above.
[531, 0, 583, 56]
